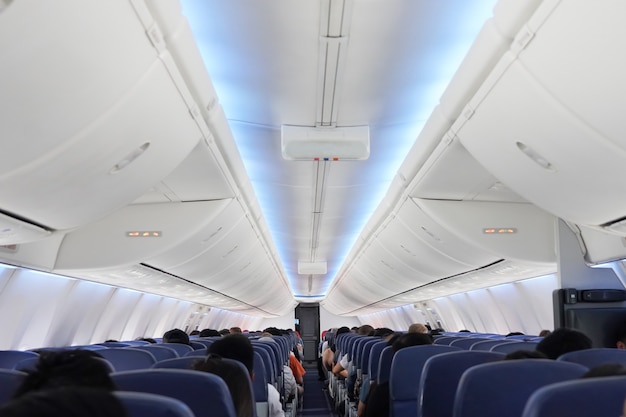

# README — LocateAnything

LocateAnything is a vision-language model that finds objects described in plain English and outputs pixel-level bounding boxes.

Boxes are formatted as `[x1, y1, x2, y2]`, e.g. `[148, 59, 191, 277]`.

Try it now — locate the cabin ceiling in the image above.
[1, 0, 626, 317]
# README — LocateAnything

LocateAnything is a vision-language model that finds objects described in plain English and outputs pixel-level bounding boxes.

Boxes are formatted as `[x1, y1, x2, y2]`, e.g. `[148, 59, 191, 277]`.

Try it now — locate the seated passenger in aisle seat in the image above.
[535, 328, 592, 359]
[364, 333, 432, 417]
[0, 387, 127, 417]
[259, 335, 301, 399]
[162, 328, 191, 345]
[13, 350, 116, 398]
[209, 334, 285, 417]
[408, 323, 429, 334]
[323, 326, 350, 372]
[194, 355, 255, 417]
[199, 328, 221, 337]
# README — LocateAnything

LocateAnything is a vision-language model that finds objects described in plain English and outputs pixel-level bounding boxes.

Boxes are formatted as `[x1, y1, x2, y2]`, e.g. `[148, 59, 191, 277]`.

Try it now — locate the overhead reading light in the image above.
[483, 228, 517, 234]
[126, 231, 162, 237]
[281, 125, 370, 160]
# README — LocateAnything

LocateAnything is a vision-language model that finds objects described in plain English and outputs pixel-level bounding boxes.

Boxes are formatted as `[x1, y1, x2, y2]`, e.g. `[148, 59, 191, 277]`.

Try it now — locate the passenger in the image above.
[190, 330, 201, 336]
[0, 387, 127, 417]
[229, 326, 243, 334]
[162, 328, 191, 345]
[323, 326, 349, 371]
[505, 331, 525, 337]
[408, 323, 429, 334]
[258, 335, 302, 399]
[504, 350, 547, 360]
[538, 329, 552, 337]
[613, 320, 626, 349]
[364, 332, 432, 417]
[535, 328, 592, 359]
[199, 328, 222, 337]
[581, 363, 626, 378]
[193, 355, 255, 417]
[135, 337, 157, 343]
[219, 328, 231, 336]
[209, 334, 285, 417]
[13, 350, 116, 398]
[373, 328, 395, 340]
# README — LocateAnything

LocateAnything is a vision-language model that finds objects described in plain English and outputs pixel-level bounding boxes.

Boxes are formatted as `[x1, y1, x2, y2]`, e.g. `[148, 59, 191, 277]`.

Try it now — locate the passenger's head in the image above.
[193, 356, 254, 417]
[408, 323, 429, 334]
[504, 350, 548, 360]
[0, 387, 127, 417]
[357, 325, 375, 336]
[219, 329, 231, 336]
[373, 327, 394, 339]
[538, 329, 552, 337]
[162, 328, 190, 345]
[14, 350, 116, 398]
[190, 330, 200, 336]
[391, 332, 432, 352]
[135, 337, 156, 344]
[229, 327, 242, 334]
[199, 328, 221, 338]
[536, 328, 592, 359]
[208, 334, 254, 376]
[505, 332, 525, 337]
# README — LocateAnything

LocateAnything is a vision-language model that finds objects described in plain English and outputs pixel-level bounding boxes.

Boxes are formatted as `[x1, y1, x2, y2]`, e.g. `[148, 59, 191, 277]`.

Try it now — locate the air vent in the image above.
[0, 212, 50, 245]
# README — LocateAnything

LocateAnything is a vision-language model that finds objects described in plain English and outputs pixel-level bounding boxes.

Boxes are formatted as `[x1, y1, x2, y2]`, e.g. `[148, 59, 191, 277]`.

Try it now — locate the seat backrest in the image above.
[190, 341, 207, 351]
[130, 345, 179, 361]
[152, 356, 204, 370]
[368, 341, 387, 381]
[252, 344, 276, 385]
[115, 391, 195, 417]
[112, 368, 236, 417]
[557, 347, 626, 368]
[184, 348, 207, 357]
[489, 341, 539, 354]
[449, 338, 491, 350]
[469, 339, 516, 351]
[433, 337, 465, 346]
[377, 346, 394, 385]
[192, 339, 216, 348]
[521, 375, 626, 417]
[159, 343, 194, 356]
[0, 350, 38, 369]
[0, 369, 26, 405]
[453, 359, 588, 417]
[98, 348, 156, 371]
[253, 351, 269, 417]
[96, 342, 132, 347]
[418, 350, 504, 417]
[390, 345, 462, 417]
[360, 339, 381, 374]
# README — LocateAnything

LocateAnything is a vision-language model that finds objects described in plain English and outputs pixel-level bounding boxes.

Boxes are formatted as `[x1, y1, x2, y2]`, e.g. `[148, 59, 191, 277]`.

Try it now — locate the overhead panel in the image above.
[457, 0, 626, 230]
[0, 1, 201, 231]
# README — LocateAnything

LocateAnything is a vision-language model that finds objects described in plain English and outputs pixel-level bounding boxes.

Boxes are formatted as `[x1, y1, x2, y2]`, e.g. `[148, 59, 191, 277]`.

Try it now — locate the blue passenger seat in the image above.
[115, 391, 195, 417]
[152, 356, 204, 370]
[389, 345, 462, 417]
[0, 350, 38, 370]
[521, 375, 626, 417]
[130, 344, 179, 361]
[159, 343, 194, 356]
[556, 347, 626, 368]
[0, 369, 26, 405]
[418, 350, 504, 417]
[489, 341, 538, 354]
[112, 368, 236, 417]
[97, 348, 157, 371]
[453, 359, 588, 417]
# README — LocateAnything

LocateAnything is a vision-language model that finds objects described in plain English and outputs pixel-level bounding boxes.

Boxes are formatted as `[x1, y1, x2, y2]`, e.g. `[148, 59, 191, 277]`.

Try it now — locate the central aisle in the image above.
[300, 364, 335, 417]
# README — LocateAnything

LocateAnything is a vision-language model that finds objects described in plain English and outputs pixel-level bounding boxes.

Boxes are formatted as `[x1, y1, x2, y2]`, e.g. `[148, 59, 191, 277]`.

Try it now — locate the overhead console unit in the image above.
[281, 125, 370, 160]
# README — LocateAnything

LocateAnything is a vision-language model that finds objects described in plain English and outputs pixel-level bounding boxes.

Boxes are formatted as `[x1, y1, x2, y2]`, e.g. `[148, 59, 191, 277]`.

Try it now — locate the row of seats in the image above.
[0, 333, 300, 417]
[328, 331, 626, 417]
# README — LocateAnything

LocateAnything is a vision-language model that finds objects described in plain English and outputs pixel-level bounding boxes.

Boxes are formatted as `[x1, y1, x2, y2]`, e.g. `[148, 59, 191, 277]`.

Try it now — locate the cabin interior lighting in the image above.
[483, 228, 517, 234]
[126, 231, 162, 237]
[110, 142, 150, 174]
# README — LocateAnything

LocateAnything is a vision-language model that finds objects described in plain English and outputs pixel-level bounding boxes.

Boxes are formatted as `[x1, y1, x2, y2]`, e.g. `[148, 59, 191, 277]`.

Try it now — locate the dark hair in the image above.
[357, 325, 375, 336]
[208, 334, 254, 375]
[0, 388, 127, 417]
[135, 337, 157, 344]
[163, 328, 190, 345]
[536, 328, 592, 360]
[391, 332, 433, 352]
[504, 350, 548, 360]
[199, 329, 221, 338]
[194, 356, 254, 417]
[373, 328, 394, 338]
[505, 332, 525, 337]
[14, 350, 116, 398]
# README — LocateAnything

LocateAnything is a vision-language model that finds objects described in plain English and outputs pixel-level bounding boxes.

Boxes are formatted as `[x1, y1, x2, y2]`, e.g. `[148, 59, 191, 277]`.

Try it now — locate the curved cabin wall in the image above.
[0, 264, 262, 350]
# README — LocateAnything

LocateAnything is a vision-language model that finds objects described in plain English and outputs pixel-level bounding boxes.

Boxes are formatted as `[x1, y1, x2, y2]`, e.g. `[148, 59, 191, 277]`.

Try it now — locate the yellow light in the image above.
[126, 231, 162, 238]
[483, 228, 517, 234]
